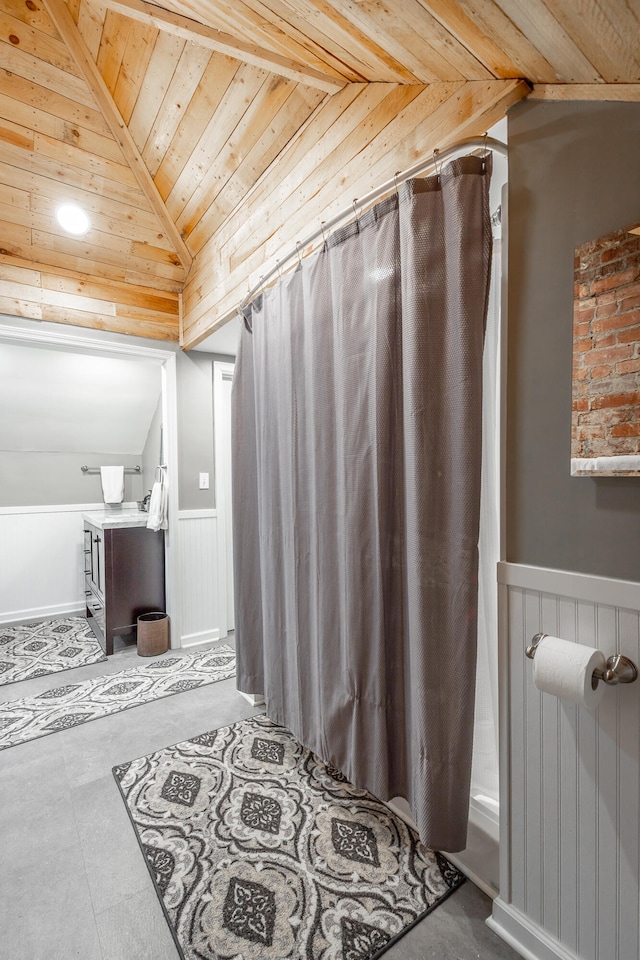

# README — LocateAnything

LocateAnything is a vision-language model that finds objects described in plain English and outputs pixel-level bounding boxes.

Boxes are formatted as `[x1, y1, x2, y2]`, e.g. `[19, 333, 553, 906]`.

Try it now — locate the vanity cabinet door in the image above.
[95, 532, 105, 594]
[84, 522, 106, 647]
[84, 523, 104, 597]
[83, 527, 92, 580]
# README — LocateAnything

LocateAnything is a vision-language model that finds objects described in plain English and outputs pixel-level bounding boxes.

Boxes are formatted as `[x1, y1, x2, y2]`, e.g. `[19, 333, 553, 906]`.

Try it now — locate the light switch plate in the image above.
[199, 472, 209, 489]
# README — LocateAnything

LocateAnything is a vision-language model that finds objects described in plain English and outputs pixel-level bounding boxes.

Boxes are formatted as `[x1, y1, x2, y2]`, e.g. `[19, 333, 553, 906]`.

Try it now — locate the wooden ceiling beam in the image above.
[98, 0, 346, 94]
[530, 83, 640, 101]
[41, 0, 192, 272]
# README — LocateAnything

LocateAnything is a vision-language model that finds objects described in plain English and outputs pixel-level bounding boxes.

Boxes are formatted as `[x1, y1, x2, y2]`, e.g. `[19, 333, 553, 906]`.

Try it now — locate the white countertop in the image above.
[83, 509, 150, 530]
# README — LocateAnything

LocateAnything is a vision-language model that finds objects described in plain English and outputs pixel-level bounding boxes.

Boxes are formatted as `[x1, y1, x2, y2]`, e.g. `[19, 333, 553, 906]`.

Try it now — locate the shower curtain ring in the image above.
[433, 148, 441, 180]
[320, 222, 327, 246]
[295, 241, 302, 266]
[276, 259, 282, 279]
[393, 171, 401, 193]
[352, 199, 360, 232]
[239, 300, 253, 333]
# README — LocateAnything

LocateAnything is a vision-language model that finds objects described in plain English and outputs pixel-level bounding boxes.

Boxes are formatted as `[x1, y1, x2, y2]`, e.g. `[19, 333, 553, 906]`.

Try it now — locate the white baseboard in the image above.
[488, 899, 579, 960]
[237, 690, 265, 706]
[179, 628, 221, 650]
[0, 600, 84, 625]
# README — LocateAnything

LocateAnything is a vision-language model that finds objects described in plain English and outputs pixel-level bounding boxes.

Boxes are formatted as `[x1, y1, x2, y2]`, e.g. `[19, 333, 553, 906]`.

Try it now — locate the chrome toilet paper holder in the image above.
[526, 633, 638, 687]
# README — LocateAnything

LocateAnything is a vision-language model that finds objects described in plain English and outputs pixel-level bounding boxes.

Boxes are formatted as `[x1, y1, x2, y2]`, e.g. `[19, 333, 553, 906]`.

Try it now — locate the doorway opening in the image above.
[213, 360, 235, 638]
[0, 318, 180, 642]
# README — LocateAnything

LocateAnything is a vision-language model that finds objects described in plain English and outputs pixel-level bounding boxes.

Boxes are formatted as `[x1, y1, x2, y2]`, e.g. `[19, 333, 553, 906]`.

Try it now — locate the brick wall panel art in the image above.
[571, 222, 640, 476]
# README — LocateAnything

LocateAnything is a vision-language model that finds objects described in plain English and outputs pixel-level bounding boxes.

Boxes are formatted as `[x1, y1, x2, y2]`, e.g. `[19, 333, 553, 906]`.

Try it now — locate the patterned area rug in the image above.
[0, 617, 106, 686]
[0, 646, 235, 751]
[114, 715, 464, 960]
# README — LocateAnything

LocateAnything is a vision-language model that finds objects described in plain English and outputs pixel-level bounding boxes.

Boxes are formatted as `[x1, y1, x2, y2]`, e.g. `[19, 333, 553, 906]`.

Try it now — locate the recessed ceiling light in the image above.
[56, 203, 90, 236]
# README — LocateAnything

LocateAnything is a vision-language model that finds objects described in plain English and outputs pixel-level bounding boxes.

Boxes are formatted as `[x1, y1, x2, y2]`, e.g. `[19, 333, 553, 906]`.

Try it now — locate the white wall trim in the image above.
[178, 509, 217, 520]
[238, 691, 265, 707]
[0, 502, 139, 516]
[498, 561, 640, 611]
[180, 628, 221, 650]
[499, 185, 509, 565]
[497, 579, 512, 904]
[213, 360, 235, 639]
[0, 319, 174, 361]
[1, 601, 84, 626]
[488, 899, 579, 960]
[159, 347, 180, 648]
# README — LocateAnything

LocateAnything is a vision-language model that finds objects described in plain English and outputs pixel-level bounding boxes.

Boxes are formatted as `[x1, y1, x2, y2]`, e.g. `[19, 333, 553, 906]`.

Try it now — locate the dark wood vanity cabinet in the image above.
[84, 521, 165, 655]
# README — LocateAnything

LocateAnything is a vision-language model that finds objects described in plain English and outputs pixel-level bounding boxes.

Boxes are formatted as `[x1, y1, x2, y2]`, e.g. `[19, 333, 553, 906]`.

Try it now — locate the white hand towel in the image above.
[146, 480, 168, 531]
[100, 465, 124, 504]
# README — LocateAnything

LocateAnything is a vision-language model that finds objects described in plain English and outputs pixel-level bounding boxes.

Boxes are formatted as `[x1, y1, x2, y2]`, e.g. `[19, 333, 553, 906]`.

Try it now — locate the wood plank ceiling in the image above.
[0, 0, 638, 347]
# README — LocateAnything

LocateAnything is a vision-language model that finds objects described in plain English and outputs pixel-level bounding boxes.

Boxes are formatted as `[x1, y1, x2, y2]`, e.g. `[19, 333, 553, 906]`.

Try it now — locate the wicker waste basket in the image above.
[137, 612, 169, 657]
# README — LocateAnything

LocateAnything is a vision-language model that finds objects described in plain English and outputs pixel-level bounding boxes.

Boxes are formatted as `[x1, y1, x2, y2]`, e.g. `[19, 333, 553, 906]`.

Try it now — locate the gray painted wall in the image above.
[0, 316, 234, 512]
[176, 349, 216, 511]
[506, 99, 640, 581]
[0, 452, 143, 507]
[176, 351, 235, 511]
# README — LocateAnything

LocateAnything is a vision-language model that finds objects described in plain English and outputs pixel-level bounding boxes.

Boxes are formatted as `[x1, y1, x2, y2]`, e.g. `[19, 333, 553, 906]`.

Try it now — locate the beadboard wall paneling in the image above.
[176, 510, 222, 648]
[491, 562, 640, 960]
[0, 504, 92, 622]
[0, 507, 227, 653]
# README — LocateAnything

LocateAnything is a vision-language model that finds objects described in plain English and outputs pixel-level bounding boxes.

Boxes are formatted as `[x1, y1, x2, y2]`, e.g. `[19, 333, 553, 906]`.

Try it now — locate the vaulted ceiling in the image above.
[0, 0, 638, 348]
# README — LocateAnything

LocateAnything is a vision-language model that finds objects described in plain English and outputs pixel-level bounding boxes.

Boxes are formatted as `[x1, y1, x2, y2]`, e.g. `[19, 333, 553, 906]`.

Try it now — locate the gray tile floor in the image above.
[0, 635, 522, 960]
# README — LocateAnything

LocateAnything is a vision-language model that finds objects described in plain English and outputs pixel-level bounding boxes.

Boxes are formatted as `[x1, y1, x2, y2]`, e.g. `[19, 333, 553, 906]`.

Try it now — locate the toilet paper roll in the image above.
[533, 635, 606, 709]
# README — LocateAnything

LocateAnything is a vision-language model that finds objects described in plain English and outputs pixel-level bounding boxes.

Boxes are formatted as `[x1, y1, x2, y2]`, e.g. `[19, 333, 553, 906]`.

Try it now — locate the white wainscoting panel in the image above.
[0, 504, 99, 623]
[1, 506, 228, 649]
[491, 562, 640, 960]
[176, 510, 222, 649]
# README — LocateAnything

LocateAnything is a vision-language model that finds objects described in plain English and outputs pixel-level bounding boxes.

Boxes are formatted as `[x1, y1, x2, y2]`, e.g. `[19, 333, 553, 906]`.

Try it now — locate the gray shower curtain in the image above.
[232, 155, 492, 852]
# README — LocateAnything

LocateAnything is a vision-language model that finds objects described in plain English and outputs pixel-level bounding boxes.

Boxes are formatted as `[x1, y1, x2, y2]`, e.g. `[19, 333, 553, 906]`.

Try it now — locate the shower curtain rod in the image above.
[239, 135, 507, 312]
